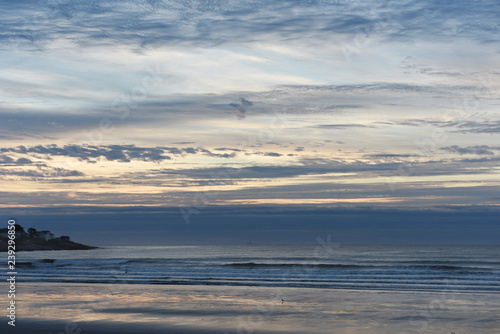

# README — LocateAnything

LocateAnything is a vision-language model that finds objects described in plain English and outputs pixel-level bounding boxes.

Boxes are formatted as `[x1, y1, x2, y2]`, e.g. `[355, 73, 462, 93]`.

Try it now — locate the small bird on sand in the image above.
[281, 298, 285, 304]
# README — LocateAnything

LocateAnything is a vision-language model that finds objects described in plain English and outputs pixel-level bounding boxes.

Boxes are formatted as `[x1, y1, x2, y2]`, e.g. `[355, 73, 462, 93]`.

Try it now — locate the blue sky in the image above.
[1, 1, 499, 243]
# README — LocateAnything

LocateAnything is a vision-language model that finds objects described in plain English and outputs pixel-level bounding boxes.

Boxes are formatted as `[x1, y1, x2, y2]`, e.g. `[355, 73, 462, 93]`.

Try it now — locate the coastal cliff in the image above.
[0, 224, 96, 251]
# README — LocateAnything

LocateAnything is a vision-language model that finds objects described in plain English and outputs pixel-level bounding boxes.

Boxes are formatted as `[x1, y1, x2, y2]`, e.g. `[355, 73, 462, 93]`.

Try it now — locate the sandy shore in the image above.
[1, 283, 499, 333]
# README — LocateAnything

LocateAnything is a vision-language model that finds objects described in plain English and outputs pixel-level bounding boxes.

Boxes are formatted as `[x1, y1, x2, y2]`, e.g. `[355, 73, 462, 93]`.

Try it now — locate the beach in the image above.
[2, 282, 499, 334]
[4, 244, 500, 333]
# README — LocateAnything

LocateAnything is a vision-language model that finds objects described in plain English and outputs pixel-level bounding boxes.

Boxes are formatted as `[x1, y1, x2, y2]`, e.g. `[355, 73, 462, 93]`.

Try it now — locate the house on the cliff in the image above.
[28, 228, 55, 241]
[37, 231, 55, 241]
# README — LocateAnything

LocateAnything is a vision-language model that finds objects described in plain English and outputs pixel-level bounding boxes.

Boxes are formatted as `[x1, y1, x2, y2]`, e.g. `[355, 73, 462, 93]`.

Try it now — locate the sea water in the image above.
[10, 244, 500, 292]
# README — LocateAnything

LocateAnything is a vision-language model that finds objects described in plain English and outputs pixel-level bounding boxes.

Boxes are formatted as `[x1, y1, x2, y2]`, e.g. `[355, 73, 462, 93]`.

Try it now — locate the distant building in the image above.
[33, 231, 55, 241]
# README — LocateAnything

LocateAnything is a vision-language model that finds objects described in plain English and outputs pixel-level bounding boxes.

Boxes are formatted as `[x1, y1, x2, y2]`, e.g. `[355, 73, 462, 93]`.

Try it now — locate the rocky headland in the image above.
[0, 224, 96, 252]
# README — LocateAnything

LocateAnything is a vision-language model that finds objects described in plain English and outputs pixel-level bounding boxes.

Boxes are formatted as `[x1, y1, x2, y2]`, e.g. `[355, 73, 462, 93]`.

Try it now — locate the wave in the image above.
[15, 276, 500, 292]
[33, 259, 131, 267]
[30, 259, 486, 272]
[223, 262, 483, 271]
[224, 262, 366, 268]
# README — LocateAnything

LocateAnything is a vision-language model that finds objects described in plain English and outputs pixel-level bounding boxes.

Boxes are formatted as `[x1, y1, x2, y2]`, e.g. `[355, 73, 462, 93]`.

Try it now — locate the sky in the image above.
[0, 0, 499, 244]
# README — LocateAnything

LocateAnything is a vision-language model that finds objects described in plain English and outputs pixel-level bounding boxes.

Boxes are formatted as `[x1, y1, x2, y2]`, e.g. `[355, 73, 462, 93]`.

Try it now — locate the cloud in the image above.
[229, 98, 253, 119]
[455, 121, 500, 134]
[367, 154, 417, 159]
[0, 155, 14, 165]
[2, 144, 170, 163]
[0, 155, 34, 166]
[400, 57, 463, 77]
[315, 124, 371, 129]
[145, 153, 500, 185]
[1, 1, 499, 215]
[2, 205, 499, 245]
[194, 147, 238, 159]
[0, 144, 249, 163]
[0, 81, 491, 142]
[214, 148, 244, 152]
[324, 105, 362, 110]
[0, 167, 84, 178]
[3, 0, 499, 52]
[393, 119, 500, 134]
[441, 145, 499, 155]
[259, 152, 282, 157]
[15, 157, 33, 165]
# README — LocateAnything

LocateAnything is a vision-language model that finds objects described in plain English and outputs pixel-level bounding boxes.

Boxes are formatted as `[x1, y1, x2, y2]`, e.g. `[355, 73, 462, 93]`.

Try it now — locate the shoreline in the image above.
[11, 278, 500, 294]
[9, 280, 500, 295]
[1, 282, 499, 333]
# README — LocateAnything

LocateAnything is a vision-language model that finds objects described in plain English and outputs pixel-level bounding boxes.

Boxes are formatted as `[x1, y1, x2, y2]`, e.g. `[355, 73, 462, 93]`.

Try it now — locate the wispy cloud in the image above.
[441, 145, 500, 156]
[3, 0, 499, 50]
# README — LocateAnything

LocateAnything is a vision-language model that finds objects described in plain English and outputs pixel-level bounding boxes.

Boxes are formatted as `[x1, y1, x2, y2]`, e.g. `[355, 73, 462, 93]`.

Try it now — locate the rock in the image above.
[0, 239, 7, 252]
[16, 262, 33, 267]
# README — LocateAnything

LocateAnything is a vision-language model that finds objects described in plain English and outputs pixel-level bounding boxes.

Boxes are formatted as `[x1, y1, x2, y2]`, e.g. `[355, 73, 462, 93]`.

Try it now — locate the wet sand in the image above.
[1, 283, 499, 333]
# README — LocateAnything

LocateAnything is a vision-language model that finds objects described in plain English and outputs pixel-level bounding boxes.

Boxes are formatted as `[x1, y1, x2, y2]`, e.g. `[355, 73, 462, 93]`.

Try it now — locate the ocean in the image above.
[12, 244, 500, 293]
